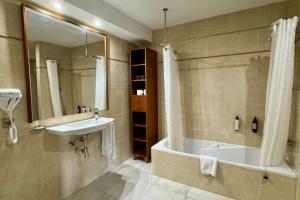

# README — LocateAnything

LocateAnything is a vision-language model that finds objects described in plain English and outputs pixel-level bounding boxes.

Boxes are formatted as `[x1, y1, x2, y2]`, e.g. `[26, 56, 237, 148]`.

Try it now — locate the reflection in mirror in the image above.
[25, 7, 107, 121]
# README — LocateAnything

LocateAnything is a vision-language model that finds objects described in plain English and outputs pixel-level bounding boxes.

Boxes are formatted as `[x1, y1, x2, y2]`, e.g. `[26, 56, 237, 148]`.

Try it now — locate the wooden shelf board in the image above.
[131, 64, 145, 67]
[133, 150, 146, 157]
[131, 95, 146, 97]
[132, 79, 146, 82]
[133, 136, 147, 143]
[133, 123, 146, 128]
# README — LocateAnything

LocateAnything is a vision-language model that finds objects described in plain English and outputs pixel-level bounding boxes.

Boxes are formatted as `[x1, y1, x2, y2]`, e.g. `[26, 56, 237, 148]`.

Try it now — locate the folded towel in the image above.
[101, 122, 116, 160]
[200, 155, 218, 177]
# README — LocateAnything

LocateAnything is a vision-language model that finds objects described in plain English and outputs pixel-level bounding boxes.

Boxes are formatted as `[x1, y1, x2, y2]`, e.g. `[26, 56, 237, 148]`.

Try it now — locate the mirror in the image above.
[23, 6, 107, 122]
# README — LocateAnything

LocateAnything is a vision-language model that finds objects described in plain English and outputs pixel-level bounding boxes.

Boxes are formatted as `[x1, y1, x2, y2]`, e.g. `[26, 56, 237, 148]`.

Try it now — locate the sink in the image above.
[46, 117, 114, 136]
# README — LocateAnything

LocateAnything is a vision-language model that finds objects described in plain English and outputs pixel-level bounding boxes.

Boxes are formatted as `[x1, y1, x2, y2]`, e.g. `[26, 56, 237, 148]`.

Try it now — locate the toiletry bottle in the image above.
[234, 116, 240, 132]
[252, 117, 258, 133]
[77, 105, 81, 113]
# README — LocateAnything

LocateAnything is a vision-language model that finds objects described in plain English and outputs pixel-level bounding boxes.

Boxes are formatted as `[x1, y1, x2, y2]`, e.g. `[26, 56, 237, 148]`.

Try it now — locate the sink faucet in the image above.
[93, 108, 100, 119]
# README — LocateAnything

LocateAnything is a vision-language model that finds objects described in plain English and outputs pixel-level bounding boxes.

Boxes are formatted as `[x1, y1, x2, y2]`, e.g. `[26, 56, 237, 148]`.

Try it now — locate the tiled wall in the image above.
[71, 42, 105, 111]
[152, 149, 297, 200]
[293, 43, 300, 200]
[151, 1, 300, 199]
[33, 41, 106, 119]
[35, 41, 74, 119]
[0, 1, 136, 199]
[151, 2, 288, 147]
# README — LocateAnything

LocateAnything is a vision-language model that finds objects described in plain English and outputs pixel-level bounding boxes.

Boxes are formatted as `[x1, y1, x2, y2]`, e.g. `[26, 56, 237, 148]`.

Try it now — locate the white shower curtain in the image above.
[260, 17, 298, 167]
[46, 60, 63, 117]
[95, 57, 107, 110]
[163, 44, 183, 151]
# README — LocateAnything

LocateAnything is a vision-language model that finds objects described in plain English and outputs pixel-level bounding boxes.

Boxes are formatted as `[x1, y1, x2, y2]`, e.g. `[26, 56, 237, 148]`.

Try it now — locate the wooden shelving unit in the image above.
[130, 47, 158, 162]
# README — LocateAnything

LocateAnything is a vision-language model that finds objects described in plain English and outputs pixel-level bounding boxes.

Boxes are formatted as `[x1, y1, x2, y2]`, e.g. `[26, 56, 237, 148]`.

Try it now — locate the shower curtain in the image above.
[163, 44, 183, 151]
[95, 57, 107, 110]
[260, 17, 298, 167]
[46, 60, 63, 117]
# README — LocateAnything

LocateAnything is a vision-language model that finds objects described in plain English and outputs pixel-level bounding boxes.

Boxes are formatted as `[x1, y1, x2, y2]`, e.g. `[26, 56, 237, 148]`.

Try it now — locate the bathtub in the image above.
[152, 137, 297, 200]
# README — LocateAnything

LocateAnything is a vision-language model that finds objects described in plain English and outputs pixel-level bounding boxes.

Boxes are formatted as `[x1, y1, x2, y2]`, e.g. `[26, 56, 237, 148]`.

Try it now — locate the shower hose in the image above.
[8, 112, 18, 144]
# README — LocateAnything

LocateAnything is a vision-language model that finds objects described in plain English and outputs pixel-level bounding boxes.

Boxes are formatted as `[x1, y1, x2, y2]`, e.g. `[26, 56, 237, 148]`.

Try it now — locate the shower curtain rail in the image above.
[157, 20, 299, 62]
[157, 50, 271, 63]
[0, 34, 22, 41]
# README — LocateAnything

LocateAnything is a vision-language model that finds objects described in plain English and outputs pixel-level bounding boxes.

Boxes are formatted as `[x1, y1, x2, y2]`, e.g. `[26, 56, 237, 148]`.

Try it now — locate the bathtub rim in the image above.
[152, 137, 297, 178]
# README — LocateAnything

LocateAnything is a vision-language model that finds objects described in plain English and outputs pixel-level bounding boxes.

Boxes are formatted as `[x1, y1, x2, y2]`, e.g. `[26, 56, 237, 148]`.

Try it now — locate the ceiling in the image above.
[104, 0, 287, 30]
[26, 9, 104, 48]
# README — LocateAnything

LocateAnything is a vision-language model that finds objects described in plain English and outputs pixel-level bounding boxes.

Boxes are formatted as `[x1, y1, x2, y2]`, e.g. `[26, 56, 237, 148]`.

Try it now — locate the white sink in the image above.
[46, 117, 114, 136]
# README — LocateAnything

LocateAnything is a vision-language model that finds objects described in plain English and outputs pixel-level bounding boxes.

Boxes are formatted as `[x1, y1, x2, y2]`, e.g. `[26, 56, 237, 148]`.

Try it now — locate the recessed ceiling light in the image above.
[94, 20, 102, 28]
[54, 2, 62, 11]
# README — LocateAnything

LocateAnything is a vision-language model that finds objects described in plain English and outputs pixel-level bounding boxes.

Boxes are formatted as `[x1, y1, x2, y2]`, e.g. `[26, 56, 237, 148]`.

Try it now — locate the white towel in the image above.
[95, 57, 107, 110]
[101, 122, 116, 160]
[200, 155, 218, 177]
[46, 60, 63, 117]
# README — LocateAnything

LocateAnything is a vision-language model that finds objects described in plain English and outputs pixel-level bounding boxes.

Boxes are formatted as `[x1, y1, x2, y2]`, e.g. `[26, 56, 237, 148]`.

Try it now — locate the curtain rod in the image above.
[163, 8, 168, 45]
[157, 50, 271, 63]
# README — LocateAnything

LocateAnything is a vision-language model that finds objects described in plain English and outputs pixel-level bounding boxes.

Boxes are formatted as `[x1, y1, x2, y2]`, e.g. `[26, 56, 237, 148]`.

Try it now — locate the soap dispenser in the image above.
[252, 117, 258, 133]
[234, 116, 240, 132]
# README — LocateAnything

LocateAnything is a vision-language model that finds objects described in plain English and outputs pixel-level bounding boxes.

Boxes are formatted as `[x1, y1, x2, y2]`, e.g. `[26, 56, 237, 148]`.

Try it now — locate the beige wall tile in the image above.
[229, 30, 260, 53]
[167, 24, 189, 43]
[0, 1, 22, 39]
[230, 7, 260, 31]
[205, 14, 231, 36]
[152, 150, 297, 200]
[0, 1, 136, 199]
[226, 165, 260, 200]
[186, 20, 207, 40]
[206, 34, 230, 56]
[152, 2, 287, 147]
[287, 0, 300, 17]
[0, 134, 43, 200]
[260, 173, 296, 200]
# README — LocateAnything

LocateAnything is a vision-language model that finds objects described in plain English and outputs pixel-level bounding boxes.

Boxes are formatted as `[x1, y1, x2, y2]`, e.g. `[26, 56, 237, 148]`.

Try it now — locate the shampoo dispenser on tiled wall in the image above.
[234, 116, 240, 132]
[252, 117, 258, 133]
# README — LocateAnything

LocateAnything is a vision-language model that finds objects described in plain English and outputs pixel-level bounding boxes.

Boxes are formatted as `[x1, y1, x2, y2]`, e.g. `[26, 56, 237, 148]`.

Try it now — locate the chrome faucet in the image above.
[93, 108, 100, 119]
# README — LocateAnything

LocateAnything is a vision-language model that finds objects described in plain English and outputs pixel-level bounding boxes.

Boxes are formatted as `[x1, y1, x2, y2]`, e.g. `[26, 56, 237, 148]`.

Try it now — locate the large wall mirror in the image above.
[22, 5, 107, 122]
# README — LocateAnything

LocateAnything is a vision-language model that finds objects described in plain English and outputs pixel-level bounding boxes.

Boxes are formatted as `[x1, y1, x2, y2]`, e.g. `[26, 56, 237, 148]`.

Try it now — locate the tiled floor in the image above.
[64, 159, 232, 200]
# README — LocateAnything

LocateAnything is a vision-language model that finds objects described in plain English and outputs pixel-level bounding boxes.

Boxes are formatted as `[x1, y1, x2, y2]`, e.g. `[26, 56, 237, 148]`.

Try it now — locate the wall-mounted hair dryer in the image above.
[0, 89, 22, 144]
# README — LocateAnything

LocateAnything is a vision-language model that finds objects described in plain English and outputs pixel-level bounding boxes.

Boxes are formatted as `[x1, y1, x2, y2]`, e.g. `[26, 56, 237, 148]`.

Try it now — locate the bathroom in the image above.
[0, 0, 299, 199]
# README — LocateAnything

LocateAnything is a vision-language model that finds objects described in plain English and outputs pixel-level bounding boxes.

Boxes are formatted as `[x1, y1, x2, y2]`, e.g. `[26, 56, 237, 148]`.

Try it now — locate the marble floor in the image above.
[64, 159, 232, 200]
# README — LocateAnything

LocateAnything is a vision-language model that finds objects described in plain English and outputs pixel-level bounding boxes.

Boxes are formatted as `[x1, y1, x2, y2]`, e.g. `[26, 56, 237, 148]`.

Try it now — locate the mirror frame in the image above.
[21, 3, 108, 123]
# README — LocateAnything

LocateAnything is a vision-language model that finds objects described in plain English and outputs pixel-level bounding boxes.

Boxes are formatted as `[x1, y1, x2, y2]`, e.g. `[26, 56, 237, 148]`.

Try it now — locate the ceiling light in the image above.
[54, 2, 62, 11]
[94, 20, 102, 28]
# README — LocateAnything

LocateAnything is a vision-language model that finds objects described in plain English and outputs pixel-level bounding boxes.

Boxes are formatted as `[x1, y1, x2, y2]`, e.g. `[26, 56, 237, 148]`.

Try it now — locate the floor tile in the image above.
[187, 187, 229, 200]
[155, 178, 190, 195]
[64, 158, 231, 200]
[140, 184, 186, 200]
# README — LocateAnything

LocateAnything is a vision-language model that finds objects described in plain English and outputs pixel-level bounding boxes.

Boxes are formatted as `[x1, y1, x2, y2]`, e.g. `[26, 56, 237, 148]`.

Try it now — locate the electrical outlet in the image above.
[1, 118, 14, 129]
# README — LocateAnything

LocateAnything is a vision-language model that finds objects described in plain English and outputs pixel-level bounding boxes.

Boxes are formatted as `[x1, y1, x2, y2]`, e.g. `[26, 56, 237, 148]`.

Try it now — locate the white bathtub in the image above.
[152, 137, 296, 178]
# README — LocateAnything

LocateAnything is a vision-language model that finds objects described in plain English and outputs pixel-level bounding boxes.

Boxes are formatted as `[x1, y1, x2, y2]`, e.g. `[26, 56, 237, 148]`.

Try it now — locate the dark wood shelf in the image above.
[131, 95, 146, 97]
[131, 64, 145, 67]
[132, 79, 146, 82]
[133, 150, 146, 157]
[133, 123, 146, 128]
[133, 136, 147, 143]
[130, 47, 158, 163]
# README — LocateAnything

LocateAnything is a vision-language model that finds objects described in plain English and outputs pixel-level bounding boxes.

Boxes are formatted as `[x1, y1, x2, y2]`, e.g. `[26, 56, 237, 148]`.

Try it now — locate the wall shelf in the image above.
[133, 123, 147, 128]
[131, 64, 145, 67]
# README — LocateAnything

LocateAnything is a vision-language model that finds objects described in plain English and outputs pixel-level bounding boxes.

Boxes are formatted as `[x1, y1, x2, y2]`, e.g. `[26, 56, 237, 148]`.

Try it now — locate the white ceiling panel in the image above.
[104, 0, 287, 29]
